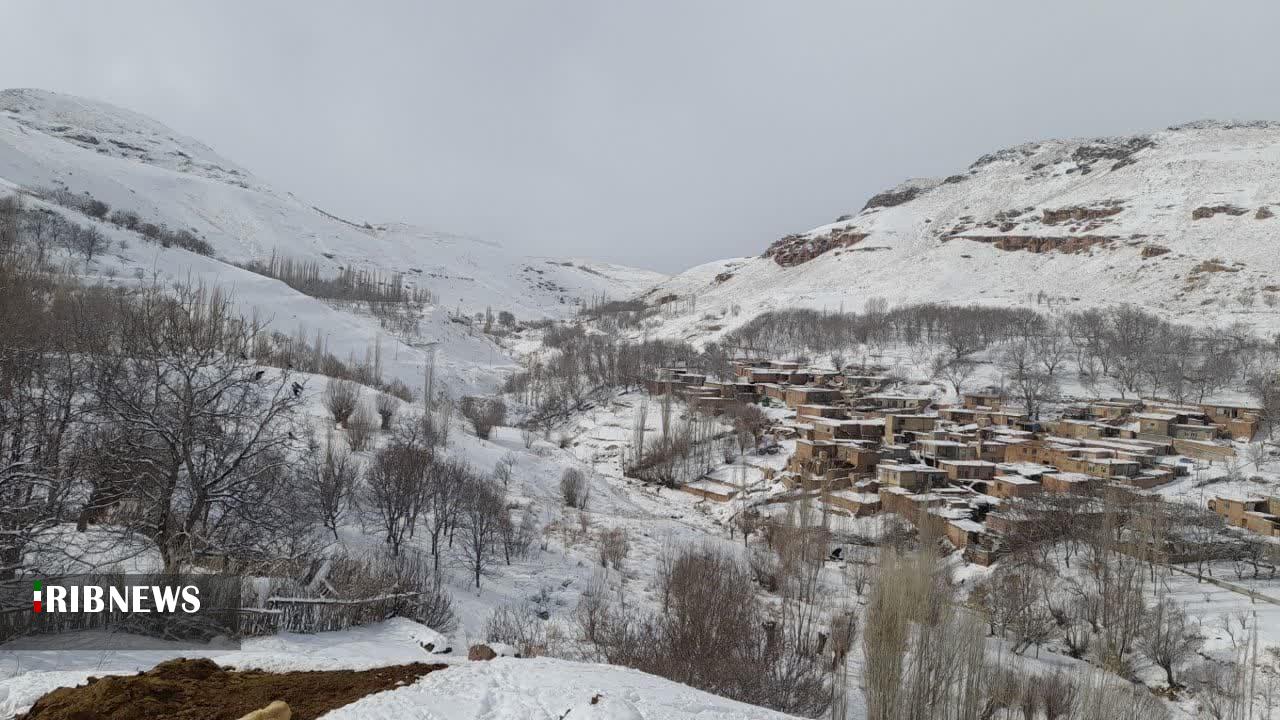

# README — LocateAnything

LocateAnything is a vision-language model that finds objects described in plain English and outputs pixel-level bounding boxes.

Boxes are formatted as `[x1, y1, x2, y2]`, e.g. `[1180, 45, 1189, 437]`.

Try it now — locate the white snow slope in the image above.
[0, 619, 798, 720]
[0, 88, 663, 322]
[645, 120, 1280, 341]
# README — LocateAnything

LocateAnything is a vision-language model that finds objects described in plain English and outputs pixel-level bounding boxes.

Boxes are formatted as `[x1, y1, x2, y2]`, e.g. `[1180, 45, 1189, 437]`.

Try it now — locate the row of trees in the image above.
[721, 303, 1279, 429]
[40, 185, 214, 255]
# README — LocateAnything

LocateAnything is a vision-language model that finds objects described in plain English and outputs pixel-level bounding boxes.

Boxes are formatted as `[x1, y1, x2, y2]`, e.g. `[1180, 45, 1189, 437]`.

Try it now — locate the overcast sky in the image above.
[3, 1, 1279, 272]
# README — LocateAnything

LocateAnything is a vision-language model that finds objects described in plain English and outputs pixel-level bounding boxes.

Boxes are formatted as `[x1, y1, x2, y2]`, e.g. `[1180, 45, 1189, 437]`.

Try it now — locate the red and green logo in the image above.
[33, 580, 42, 613]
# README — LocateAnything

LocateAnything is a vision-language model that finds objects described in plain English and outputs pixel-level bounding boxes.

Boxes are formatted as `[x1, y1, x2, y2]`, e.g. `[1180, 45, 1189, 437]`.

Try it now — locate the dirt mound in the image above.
[20, 657, 447, 720]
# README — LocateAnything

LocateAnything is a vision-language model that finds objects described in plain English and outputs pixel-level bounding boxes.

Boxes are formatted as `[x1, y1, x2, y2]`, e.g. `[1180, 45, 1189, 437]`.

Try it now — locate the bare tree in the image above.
[1001, 337, 1059, 420]
[1139, 597, 1203, 688]
[300, 434, 360, 540]
[89, 282, 310, 573]
[458, 477, 505, 588]
[361, 425, 432, 555]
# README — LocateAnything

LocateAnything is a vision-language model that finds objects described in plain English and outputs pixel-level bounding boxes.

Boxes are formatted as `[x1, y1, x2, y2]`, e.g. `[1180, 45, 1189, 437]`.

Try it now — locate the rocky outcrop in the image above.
[863, 186, 922, 210]
[950, 235, 1117, 254]
[1041, 203, 1124, 225]
[1257, 206, 1275, 220]
[763, 229, 869, 267]
[1192, 205, 1248, 220]
[1141, 244, 1171, 258]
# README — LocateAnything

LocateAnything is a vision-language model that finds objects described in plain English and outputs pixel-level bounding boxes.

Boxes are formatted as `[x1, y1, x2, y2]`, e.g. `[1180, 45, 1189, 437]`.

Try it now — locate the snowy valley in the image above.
[4, 88, 1280, 720]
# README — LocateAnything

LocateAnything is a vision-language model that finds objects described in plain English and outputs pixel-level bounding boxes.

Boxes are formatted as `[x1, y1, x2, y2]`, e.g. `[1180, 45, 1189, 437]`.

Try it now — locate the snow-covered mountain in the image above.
[644, 120, 1280, 341]
[0, 88, 663, 321]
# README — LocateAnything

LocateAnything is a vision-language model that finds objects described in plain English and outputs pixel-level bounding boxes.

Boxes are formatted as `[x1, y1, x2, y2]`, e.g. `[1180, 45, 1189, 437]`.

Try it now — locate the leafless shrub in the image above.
[560, 468, 590, 509]
[484, 603, 546, 657]
[375, 393, 398, 430]
[323, 547, 457, 633]
[598, 527, 629, 570]
[324, 378, 359, 425]
[345, 404, 379, 451]
[460, 395, 506, 439]
[577, 544, 829, 716]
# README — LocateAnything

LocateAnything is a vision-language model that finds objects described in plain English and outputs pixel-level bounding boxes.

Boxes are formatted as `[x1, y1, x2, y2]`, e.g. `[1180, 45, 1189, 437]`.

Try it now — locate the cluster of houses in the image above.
[646, 360, 1275, 562]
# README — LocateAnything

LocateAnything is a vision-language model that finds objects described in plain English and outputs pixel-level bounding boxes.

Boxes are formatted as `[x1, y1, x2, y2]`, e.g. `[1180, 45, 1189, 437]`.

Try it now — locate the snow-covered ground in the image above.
[0, 618, 797, 719]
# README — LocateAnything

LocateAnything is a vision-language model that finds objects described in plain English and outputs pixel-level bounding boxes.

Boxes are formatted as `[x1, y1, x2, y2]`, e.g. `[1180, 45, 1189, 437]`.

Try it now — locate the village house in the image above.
[1200, 401, 1261, 439]
[681, 478, 739, 503]
[783, 386, 843, 409]
[937, 459, 998, 483]
[883, 413, 939, 443]
[823, 489, 882, 517]
[1041, 472, 1092, 494]
[796, 404, 847, 420]
[916, 439, 978, 464]
[1208, 496, 1280, 537]
[962, 390, 1004, 409]
[877, 462, 947, 493]
[989, 475, 1043, 500]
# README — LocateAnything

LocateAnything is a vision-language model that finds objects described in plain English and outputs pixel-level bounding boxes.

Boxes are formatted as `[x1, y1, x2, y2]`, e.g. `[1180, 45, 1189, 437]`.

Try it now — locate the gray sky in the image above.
[3, 1, 1279, 272]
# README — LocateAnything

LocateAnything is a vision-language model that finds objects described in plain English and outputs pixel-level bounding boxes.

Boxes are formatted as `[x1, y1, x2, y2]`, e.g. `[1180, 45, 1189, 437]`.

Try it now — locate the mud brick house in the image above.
[823, 489, 882, 517]
[681, 478, 739, 503]
[883, 414, 939, 443]
[793, 438, 840, 463]
[1133, 411, 1217, 442]
[843, 374, 891, 392]
[877, 462, 947, 493]
[1041, 472, 1092, 494]
[784, 386, 843, 409]
[813, 418, 885, 442]
[878, 486, 946, 518]
[1053, 418, 1127, 440]
[761, 383, 789, 402]
[989, 475, 1043, 500]
[796, 404, 847, 420]
[1200, 401, 1261, 439]
[916, 439, 978, 464]
[937, 459, 998, 483]
[1209, 496, 1280, 537]
[945, 518, 987, 550]
[1084, 399, 1144, 420]
[861, 394, 933, 412]
[962, 391, 1004, 409]
[1080, 457, 1141, 479]
[835, 441, 881, 473]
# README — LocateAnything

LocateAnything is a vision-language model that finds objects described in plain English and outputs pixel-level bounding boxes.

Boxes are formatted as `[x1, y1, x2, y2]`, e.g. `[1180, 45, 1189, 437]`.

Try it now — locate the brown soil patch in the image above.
[20, 657, 447, 720]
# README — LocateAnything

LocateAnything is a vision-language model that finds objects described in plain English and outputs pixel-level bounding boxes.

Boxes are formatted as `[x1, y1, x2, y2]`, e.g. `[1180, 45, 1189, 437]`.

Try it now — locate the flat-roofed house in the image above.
[877, 463, 947, 493]
[938, 459, 998, 483]
[1209, 496, 1280, 537]
[989, 475, 1043, 499]
[784, 386, 843, 409]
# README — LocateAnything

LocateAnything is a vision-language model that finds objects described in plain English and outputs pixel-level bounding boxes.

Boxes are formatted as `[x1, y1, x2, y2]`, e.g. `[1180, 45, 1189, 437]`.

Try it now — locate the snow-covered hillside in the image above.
[0, 88, 663, 321]
[645, 121, 1280, 341]
[0, 619, 799, 720]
